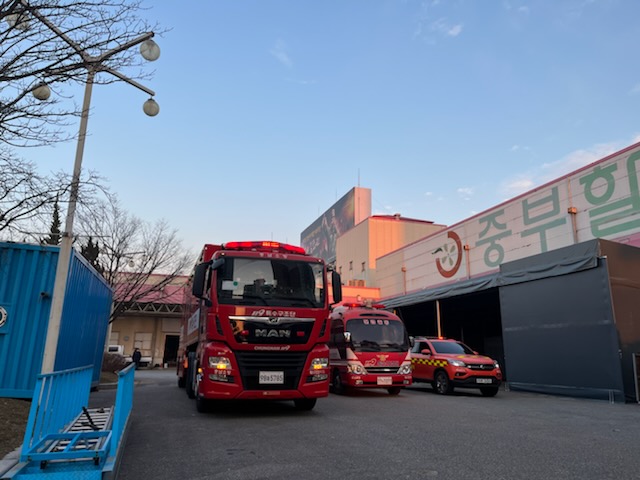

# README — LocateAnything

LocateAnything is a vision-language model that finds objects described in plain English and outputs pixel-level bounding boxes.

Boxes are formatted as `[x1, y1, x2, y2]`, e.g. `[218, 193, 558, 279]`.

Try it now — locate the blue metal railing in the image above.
[108, 363, 134, 458]
[20, 365, 95, 462]
[8, 364, 135, 478]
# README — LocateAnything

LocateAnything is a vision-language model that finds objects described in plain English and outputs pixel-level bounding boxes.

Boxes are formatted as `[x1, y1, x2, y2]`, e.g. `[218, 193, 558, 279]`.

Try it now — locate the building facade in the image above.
[318, 141, 640, 402]
[108, 275, 187, 368]
[336, 214, 445, 289]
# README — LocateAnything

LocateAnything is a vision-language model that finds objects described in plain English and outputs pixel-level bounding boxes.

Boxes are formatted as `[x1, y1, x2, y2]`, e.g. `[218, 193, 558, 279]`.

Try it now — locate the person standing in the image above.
[132, 348, 142, 370]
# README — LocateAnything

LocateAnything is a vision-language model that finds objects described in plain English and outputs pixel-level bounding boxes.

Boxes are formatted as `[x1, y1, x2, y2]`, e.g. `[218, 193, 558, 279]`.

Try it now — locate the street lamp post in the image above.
[6, 1, 161, 373]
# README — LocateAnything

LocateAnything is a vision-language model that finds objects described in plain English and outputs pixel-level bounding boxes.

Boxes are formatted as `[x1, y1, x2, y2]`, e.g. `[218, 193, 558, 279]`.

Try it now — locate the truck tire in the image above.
[434, 370, 453, 395]
[480, 387, 499, 397]
[331, 369, 345, 395]
[195, 379, 210, 413]
[186, 352, 196, 399]
[294, 398, 317, 411]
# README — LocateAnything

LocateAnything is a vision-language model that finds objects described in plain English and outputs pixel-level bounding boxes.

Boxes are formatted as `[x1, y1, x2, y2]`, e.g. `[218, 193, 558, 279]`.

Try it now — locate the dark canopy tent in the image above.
[383, 239, 640, 402]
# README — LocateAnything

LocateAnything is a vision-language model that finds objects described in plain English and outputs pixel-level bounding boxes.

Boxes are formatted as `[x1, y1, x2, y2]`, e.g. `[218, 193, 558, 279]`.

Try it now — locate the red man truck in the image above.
[328, 302, 412, 395]
[177, 241, 342, 412]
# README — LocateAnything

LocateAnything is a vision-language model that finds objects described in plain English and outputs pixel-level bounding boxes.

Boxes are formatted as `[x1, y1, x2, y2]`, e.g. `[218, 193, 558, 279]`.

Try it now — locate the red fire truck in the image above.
[328, 302, 412, 395]
[177, 241, 342, 412]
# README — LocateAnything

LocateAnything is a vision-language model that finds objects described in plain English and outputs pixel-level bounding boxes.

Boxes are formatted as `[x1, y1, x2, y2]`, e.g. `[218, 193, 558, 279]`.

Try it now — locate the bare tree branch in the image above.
[0, 144, 109, 241]
[76, 195, 193, 324]
[0, 0, 164, 147]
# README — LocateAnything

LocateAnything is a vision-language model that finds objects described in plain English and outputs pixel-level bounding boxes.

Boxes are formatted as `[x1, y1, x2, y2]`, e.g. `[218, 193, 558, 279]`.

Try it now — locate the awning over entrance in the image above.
[382, 274, 500, 309]
[382, 239, 602, 309]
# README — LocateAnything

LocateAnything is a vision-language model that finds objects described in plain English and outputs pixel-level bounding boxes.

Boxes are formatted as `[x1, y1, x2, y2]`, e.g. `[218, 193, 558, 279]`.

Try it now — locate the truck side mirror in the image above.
[409, 336, 415, 348]
[421, 349, 431, 356]
[331, 270, 342, 304]
[192, 262, 209, 298]
[343, 331, 351, 344]
[211, 258, 225, 270]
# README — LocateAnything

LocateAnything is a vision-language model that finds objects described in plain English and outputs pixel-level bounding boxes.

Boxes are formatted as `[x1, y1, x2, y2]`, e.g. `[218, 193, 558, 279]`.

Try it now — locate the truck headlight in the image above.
[209, 356, 232, 370]
[347, 363, 366, 375]
[493, 361, 500, 369]
[397, 364, 412, 375]
[448, 359, 466, 367]
[311, 357, 329, 370]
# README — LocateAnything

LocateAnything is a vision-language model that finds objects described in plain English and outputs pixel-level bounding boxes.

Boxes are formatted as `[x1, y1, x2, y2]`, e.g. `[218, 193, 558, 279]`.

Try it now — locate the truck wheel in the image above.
[186, 352, 196, 399]
[480, 387, 499, 397]
[294, 398, 317, 411]
[387, 387, 402, 395]
[331, 370, 345, 395]
[195, 380, 210, 413]
[434, 370, 453, 395]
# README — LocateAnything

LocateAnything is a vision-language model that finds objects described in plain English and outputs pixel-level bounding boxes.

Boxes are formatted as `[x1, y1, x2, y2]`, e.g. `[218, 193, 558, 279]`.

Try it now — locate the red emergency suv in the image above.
[411, 337, 502, 396]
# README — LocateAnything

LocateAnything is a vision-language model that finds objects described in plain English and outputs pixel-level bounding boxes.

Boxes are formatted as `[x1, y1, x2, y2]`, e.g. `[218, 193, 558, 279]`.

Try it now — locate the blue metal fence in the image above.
[109, 364, 134, 458]
[20, 365, 94, 461]
[5, 364, 135, 479]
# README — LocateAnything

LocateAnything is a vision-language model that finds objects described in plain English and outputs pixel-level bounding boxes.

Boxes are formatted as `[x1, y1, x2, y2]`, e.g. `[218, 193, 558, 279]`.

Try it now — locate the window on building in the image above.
[349, 261, 353, 271]
[361, 261, 366, 272]
[134, 332, 153, 352]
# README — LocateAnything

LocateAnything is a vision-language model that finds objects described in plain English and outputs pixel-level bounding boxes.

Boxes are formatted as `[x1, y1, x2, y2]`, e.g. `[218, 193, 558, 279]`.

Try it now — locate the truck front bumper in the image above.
[344, 373, 412, 389]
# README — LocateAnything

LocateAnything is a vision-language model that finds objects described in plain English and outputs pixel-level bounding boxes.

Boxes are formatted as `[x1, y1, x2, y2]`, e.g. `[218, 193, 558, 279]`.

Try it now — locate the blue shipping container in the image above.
[0, 242, 113, 398]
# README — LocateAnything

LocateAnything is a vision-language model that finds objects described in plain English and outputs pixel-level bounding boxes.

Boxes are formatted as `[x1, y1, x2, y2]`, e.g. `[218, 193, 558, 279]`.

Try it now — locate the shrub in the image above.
[102, 352, 129, 372]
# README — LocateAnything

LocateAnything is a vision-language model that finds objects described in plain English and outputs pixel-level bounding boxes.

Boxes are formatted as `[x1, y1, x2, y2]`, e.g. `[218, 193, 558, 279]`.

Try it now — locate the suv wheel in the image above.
[480, 387, 499, 397]
[434, 370, 453, 395]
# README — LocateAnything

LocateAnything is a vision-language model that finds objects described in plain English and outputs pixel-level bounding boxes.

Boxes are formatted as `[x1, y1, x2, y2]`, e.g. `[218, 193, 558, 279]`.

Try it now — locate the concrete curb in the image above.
[98, 382, 119, 390]
[0, 448, 20, 479]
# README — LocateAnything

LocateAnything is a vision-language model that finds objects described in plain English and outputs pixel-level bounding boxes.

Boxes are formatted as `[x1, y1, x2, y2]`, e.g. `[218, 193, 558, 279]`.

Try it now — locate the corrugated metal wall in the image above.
[0, 244, 58, 398]
[0, 242, 112, 398]
[55, 250, 112, 386]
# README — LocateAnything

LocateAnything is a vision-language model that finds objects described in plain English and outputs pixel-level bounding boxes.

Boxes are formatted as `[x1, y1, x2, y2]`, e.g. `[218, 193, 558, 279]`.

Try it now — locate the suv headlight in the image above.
[347, 363, 366, 375]
[397, 364, 412, 375]
[209, 356, 232, 369]
[448, 359, 466, 367]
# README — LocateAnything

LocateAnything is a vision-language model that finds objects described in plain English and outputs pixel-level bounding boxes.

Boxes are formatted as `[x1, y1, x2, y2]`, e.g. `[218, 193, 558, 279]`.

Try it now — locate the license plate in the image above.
[377, 376, 393, 386]
[259, 371, 284, 384]
[476, 378, 492, 384]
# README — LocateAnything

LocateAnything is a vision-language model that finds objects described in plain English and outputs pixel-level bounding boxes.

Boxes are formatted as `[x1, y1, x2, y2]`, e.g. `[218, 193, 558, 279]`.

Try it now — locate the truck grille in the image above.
[234, 351, 308, 391]
[366, 366, 398, 374]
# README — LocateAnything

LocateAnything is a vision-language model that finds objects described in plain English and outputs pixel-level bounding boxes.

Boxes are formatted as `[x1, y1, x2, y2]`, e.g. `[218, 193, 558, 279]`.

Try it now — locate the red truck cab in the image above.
[411, 336, 502, 396]
[178, 241, 342, 412]
[328, 302, 412, 395]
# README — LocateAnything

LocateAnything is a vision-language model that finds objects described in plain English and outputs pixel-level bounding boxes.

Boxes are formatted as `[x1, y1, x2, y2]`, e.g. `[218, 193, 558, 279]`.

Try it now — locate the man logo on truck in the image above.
[255, 328, 292, 338]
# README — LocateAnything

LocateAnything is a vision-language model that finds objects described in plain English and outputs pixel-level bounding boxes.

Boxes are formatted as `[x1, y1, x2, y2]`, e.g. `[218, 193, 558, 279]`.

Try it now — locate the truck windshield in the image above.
[216, 257, 325, 308]
[347, 318, 409, 352]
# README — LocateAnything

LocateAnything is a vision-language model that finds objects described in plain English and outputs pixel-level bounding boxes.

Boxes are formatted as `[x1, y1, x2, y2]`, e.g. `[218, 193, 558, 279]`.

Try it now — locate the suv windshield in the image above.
[430, 340, 474, 355]
[347, 318, 409, 352]
[216, 257, 325, 308]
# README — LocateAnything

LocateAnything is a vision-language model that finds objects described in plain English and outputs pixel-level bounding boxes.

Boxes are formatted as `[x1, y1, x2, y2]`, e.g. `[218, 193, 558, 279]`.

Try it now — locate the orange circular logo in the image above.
[433, 231, 463, 278]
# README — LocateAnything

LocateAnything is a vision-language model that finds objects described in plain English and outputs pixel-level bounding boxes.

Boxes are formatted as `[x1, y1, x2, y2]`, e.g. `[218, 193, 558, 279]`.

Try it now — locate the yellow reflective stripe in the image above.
[411, 358, 448, 367]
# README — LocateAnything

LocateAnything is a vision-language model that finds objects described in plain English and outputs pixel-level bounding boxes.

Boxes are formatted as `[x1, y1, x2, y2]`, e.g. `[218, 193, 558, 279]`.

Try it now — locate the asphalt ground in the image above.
[86, 369, 640, 480]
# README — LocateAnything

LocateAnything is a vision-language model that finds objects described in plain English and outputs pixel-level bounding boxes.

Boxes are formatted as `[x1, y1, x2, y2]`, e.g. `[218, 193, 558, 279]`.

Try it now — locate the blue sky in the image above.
[28, 0, 640, 256]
